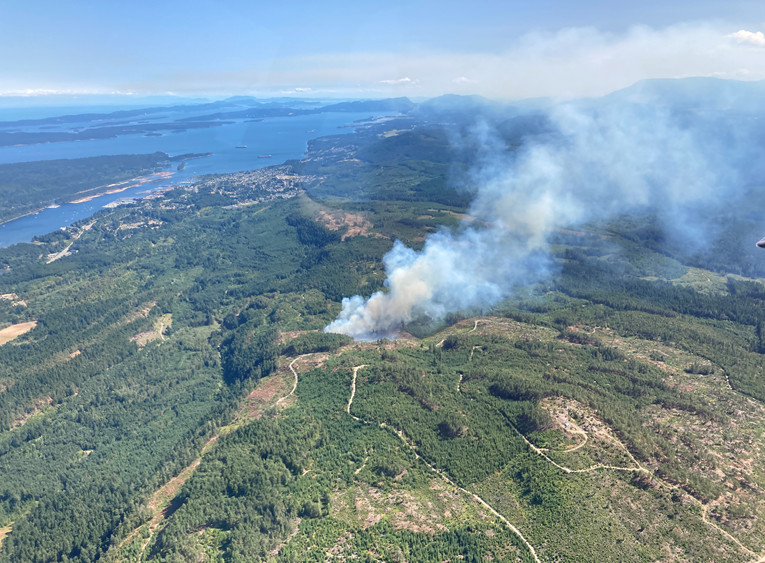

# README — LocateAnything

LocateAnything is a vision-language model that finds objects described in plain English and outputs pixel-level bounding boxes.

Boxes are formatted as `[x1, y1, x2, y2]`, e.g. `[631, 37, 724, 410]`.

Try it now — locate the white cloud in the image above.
[0, 88, 106, 97]
[712, 68, 751, 78]
[294, 87, 312, 92]
[231, 24, 765, 99]
[727, 30, 765, 47]
[378, 77, 413, 84]
[452, 77, 473, 83]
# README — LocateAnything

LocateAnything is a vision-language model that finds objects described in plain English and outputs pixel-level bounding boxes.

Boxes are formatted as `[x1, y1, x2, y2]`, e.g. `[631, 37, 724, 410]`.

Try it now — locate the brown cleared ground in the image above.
[233, 371, 293, 424]
[279, 329, 312, 345]
[331, 479, 490, 534]
[0, 321, 37, 346]
[129, 314, 172, 348]
[316, 210, 387, 241]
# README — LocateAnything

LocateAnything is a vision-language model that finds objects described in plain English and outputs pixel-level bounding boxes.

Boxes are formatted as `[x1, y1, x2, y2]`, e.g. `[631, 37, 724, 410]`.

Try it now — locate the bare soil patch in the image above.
[279, 329, 312, 344]
[332, 480, 472, 533]
[0, 321, 37, 346]
[295, 352, 332, 369]
[557, 228, 589, 237]
[348, 332, 419, 354]
[0, 293, 25, 307]
[129, 314, 171, 347]
[147, 449, 209, 513]
[316, 211, 387, 240]
[117, 219, 163, 231]
[130, 331, 157, 347]
[235, 373, 292, 422]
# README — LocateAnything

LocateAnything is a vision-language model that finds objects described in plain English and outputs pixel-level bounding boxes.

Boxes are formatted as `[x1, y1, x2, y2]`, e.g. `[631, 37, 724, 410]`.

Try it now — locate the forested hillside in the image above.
[0, 153, 170, 224]
[1, 119, 765, 562]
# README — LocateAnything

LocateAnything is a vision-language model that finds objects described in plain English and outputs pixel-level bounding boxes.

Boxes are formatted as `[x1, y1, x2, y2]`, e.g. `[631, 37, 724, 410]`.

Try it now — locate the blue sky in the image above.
[1, 0, 764, 99]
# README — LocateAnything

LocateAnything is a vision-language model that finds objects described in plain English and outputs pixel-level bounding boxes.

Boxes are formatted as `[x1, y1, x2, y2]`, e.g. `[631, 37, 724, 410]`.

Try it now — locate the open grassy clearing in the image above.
[0, 321, 37, 345]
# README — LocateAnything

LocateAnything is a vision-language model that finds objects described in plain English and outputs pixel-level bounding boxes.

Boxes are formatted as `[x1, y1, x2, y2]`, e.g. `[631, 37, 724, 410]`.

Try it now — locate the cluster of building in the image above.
[196, 165, 321, 207]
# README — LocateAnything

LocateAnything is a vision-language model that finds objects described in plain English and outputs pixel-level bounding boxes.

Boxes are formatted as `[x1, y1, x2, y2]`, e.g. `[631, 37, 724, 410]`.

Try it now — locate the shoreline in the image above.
[68, 184, 139, 204]
[0, 111, 367, 243]
[0, 171, 170, 226]
[68, 171, 175, 203]
[2, 136, 119, 149]
[74, 174, 152, 195]
[0, 206, 50, 227]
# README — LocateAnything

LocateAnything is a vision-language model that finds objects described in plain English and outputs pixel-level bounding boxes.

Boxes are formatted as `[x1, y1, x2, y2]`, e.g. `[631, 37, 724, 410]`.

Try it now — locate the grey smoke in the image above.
[325, 101, 749, 340]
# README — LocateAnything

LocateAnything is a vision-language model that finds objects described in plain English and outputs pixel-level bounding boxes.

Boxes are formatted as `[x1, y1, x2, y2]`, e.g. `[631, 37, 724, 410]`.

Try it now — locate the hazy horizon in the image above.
[3, 0, 765, 101]
[0, 74, 761, 114]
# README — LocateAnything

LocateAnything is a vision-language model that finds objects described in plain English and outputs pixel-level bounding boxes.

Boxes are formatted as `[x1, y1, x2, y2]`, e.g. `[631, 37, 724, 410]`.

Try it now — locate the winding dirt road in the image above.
[455, 318, 764, 561]
[346, 364, 367, 420]
[436, 320, 481, 347]
[346, 364, 541, 563]
[469, 319, 764, 560]
[276, 354, 308, 406]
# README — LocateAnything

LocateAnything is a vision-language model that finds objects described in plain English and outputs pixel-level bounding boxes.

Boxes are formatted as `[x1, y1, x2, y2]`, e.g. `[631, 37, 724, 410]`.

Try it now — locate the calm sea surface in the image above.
[0, 110, 373, 247]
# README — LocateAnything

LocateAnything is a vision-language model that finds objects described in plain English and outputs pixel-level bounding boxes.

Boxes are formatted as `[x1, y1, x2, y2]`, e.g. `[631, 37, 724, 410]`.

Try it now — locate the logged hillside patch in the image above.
[316, 210, 386, 240]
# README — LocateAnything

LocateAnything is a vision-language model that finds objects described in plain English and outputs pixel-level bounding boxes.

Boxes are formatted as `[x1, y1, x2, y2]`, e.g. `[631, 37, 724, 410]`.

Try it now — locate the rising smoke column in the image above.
[325, 226, 552, 339]
[325, 103, 741, 340]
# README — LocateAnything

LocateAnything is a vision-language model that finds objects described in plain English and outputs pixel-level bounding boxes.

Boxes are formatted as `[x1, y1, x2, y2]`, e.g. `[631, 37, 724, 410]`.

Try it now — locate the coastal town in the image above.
[196, 164, 321, 207]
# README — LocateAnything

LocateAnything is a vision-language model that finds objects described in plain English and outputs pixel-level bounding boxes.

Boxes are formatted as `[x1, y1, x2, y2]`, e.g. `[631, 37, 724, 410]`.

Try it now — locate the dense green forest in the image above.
[0, 117, 764, 562]
[0, 153, 169, 224]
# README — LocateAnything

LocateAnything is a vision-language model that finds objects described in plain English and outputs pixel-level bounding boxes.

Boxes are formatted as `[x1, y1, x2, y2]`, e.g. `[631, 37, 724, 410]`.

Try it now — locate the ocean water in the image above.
[0, 110, 374, 247]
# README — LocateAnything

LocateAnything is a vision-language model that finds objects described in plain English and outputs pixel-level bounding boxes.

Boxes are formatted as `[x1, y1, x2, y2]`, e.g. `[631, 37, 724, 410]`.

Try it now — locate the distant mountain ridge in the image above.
[318, 97, 415, 113]
[601, 77, 765, 110]
[411, 93, 518, 124]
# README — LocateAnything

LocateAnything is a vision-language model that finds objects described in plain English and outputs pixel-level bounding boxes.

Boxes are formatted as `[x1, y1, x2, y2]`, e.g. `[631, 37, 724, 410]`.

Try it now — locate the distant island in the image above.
[0, 121, 233, 148]
[167, 152, 213, 162]
[0, 97, 418, 148]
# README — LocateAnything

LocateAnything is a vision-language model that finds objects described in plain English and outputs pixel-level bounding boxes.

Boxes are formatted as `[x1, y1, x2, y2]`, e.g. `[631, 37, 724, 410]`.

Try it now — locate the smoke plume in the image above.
[325, 102, 749, 340]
